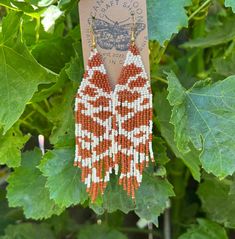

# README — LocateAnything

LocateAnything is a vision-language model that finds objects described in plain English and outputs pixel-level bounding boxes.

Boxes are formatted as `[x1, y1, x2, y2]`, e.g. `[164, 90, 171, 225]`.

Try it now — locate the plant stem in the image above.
[35, 17, 40, 43]
[31, 103, 48, 118]
[164, 208, 171, 239]
[0, 3, 41, 19]
[148, 222, 153, 239]
[169, 159, 188, 239]
[156, 41, 169, 64]
[152, 76, 168, 84]
[188, 0, 211, 20]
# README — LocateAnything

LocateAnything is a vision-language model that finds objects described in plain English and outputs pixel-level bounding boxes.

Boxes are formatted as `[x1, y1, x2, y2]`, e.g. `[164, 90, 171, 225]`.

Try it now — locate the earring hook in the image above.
[131, 12, 136, 45]
[89, 16, 96, 48]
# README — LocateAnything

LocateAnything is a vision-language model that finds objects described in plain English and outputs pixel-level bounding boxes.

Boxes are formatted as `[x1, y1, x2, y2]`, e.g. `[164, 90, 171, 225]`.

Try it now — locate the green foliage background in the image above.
[0, 0, 235, 238]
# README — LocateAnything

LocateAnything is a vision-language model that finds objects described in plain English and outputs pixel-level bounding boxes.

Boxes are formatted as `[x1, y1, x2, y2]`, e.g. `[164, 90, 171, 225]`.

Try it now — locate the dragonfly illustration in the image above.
[92, 15, 146, 51]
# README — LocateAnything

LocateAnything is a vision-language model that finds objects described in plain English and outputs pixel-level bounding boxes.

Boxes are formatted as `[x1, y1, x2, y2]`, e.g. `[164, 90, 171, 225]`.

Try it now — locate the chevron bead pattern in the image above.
[75, 43, 154, 202]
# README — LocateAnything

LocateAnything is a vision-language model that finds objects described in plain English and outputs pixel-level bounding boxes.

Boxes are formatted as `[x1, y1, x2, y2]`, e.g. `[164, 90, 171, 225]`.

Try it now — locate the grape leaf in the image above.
[39, 147, 88, 207]
[47, 83, 75, 145]
[0, 191, 22, 236]
[0, 127, 29, 167]
[154, 90, 201, 181]
[65, 42, 84, 83]
[90, 176, 135, 215]
[167, 72, 235, 178]
[91, 173, 174, 227]
[182, 17, 235, 48]
[197, 177, 235, 228]
[152, 136, 170, 166]
[31, 36, 74, 73]
[135, 173, 174, 226]
[0, 12, 57, 134]
[213, 54, 235, 77]
[179, 218, 228, 239]
[225, 0, 235, 12]
[147, 0, 191, 44]
[0, 223, 55, 239]
[78, 224, 127, 239]
[7, 149, 63, 220]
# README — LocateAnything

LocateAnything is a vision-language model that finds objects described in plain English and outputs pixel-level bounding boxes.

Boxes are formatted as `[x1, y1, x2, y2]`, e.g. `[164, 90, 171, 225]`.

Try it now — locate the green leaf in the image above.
[0, 127, 29, 167]
[65, 42, 84, 83]
[0, 12, 57, 134]
[41, 5, 63, 32]
[91, 173, 174, 227]
[47, 82, 75, 145]
[31, 36, 75, 73]
[135, 173, 174, 226]
[0, 223, 55, 239]
[7, 149, 63, 220]
[77, 224, 127, 239]
[213, 54, 235, 77]
[182, 17, 235, 48]
[147, 0, 191, 44]
[90, 176, 135, 215]
[152, 136, 170, 165]
[197, 176, 235, 228]
[179, 218, 228, 239]
[154, 90, 201, 181]
[39, 147, 88, 207]
[0, 0, 43, 17]
[225, 0, 235, 12]
[229, 176, 235, 194]
[167, 72, 235, 178]
[0, 191, 23, 236]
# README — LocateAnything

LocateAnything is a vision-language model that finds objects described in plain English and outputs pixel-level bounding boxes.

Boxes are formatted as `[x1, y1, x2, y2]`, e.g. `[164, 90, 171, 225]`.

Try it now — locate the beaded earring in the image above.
[74, 14, 154, 202]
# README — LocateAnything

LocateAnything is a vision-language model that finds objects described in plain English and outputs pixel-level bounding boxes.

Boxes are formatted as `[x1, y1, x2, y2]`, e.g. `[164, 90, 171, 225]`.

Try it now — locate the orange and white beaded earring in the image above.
[74, 14, 154, 202]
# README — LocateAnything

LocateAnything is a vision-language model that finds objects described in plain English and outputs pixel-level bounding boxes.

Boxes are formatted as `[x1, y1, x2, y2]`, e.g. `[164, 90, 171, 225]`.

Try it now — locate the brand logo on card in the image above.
[89, 0, 147, 52]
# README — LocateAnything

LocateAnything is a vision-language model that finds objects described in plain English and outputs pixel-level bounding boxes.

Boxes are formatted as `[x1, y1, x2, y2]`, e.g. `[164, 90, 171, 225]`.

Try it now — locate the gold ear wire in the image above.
[89, 16, 96, 48]
[131, 12, 136, 45]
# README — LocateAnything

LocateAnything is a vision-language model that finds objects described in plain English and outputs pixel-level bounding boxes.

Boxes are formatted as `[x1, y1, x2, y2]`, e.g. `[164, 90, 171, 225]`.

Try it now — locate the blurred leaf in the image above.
[32, 36, 75, 73]
[167, 72, 235, 178]
[154, 90, 201, 181]
[147, 0, 191, 44]
[41, 5, 63, 32]
[213, 53, 235, 77]
[58, 0, 76, 11]
[152, 136, 170, 165]
[0, 223, 55, 239]
[229, 176, 235, 194]
[225, 0, 235, 12]
[7, 149, 63, 219]
[0, 191, 23, 236]
[0, 12, 57, 134]
[65, 42, 84, 83]
[179, 218, 228, 239]
[77, 224, 127, 239]
[39, 147, 88, 207]
[0, 0, 43, 16]
[182, 17, 235, 48]
[36, 0, 55, 7]
[47, 82, 75, 145]
[0, 127, 29, 167]
[197, 176, 235, 228]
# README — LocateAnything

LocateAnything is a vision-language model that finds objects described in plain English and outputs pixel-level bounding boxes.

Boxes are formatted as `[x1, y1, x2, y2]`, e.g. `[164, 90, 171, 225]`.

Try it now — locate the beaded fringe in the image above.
[74, 44, 154, 202]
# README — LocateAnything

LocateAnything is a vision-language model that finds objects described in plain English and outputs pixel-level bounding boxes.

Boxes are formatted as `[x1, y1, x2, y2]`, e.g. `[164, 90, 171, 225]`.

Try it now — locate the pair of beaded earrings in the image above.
[74, 13, 154, 202]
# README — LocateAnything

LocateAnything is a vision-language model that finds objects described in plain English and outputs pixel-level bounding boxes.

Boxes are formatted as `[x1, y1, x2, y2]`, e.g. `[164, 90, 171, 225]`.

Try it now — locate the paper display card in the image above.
[79, 0, 149, 88]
